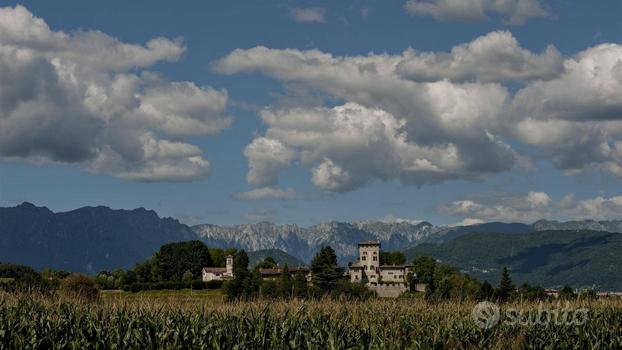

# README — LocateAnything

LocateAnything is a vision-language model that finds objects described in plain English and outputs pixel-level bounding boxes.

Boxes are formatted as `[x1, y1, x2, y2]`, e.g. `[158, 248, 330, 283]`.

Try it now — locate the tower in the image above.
[358, 241, 380, 284]
[225, 254, 234, 277]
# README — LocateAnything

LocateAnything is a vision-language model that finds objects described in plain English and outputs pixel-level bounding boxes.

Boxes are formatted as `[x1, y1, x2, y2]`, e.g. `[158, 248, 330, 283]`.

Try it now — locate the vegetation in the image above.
[1, 293, 621, 349]
[405, 229, 622, 290]
[379, 251, 406, 265]
[310, 246, 344, 294]
[58, 274, 100, 302]
[152, 240, 213, 281]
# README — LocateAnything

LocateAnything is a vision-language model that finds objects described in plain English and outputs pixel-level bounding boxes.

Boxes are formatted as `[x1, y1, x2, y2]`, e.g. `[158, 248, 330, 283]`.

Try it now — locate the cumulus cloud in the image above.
[214, 34, 546, 191]
[404, 0, 549, 25]
[215, 31, 622, 191]
[441, 192, 622, 223]
[512, 44, 622, 176]
[289, 7, 326, 23]
[0, 5, 230, 181]
[396, 31, 562, 83]
[234, 187, 297, 200]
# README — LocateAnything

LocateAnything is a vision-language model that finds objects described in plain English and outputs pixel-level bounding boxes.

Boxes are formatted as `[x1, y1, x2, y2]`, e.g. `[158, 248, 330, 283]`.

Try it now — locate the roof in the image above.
[379, 265, 412, 269]
[202, 267, 226, 273]
[358, 240, 381, 246]
[258, 268, 281, 276]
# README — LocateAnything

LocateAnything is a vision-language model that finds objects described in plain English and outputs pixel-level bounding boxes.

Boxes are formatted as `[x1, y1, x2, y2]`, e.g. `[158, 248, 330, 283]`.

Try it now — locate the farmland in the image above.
[1, 291, 621, 349]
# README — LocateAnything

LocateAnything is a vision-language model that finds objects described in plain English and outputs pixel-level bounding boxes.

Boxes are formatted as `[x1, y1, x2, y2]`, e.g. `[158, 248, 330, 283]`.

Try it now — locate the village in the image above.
[202, 240, 425, 297]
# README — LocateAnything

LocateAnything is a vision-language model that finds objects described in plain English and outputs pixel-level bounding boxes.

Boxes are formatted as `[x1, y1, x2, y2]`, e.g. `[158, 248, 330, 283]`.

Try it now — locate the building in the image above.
[202, 254, 234, 282]
[202, 254, 311, 282]
[258, 266, 311, 281]
[349, 241, 412, 287]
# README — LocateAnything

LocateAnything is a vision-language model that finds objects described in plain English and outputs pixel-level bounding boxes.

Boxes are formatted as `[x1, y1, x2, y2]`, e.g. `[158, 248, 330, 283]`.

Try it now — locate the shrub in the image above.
[59, 274, 100, 302]
[330, 281, 375, 301]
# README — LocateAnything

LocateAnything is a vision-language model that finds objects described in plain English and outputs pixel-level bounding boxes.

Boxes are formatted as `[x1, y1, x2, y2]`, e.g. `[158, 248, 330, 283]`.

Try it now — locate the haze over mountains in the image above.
[1, 202, 621, 289]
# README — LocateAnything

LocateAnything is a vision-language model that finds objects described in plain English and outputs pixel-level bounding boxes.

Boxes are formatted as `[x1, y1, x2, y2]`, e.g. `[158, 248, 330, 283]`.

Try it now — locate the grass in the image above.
[0, 291, 621, 349]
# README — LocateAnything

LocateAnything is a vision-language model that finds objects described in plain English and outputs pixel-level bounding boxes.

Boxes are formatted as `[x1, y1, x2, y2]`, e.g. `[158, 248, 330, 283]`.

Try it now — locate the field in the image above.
[1, 291, 621, 349]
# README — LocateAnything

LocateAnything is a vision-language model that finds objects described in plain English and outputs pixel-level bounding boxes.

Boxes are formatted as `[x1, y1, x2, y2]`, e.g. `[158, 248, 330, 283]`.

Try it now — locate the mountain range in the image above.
[1, 202, 622, 290]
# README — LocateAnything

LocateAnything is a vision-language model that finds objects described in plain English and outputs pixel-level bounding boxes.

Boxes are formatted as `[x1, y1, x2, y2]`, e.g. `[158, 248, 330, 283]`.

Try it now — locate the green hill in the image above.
[405, 230, 622, 291]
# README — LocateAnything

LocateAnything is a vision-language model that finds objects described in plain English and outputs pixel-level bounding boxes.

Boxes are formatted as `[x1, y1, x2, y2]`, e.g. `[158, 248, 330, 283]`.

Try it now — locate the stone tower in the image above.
[225, 254, 234, 277]
[358, 241, 380, 283]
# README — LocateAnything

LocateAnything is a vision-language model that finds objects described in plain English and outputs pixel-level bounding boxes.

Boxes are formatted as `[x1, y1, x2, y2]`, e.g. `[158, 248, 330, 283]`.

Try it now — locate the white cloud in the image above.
[215, 32, 622, 191]
[214, 36, 538, 191]
[441, 192, 622, 222]
[396, 31, 562, 83]
[0, 5, 230, 181]
[234, 187, 297, 200]
[404, 0, 549, 25]
[289, 7, 326, 23]
[512, 44, 622, 177]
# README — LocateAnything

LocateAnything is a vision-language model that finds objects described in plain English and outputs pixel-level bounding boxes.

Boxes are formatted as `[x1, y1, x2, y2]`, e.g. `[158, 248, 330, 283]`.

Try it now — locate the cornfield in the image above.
[0, 292, 621, 349]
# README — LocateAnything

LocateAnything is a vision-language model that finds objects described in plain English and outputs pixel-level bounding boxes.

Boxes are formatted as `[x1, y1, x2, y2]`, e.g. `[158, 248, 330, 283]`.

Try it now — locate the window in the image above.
[372, 256, 377, 261]
[362, 256, 366, 261]
[363, 251, 367, 255]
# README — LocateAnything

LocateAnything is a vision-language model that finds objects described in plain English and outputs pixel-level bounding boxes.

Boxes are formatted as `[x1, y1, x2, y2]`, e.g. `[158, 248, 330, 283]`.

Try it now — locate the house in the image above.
[259, 266, 311, 280]
[203, 254, 311, 282]
[349, 241, 412, 287]
[202, 254, 234, 282]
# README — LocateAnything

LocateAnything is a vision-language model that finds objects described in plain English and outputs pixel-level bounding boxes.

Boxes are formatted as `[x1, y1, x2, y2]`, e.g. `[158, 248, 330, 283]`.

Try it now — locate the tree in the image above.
[559, 286, 576, 300]
[379, 251, 406, 265]
[59, 274, 99, 302]
[310, 246, 344, 294]
[182, 270, 194, 282]
[495, 267, 515, 302]
[209, 248, 237, 267]
[477, 281, 495, 301]
[152, 241, 213, 281]
[223, 250, 260, 300]
[278, 263, 292, 297]
[292, 271, 308, 298]
[255, 256, 278, 269]
[133, 260, 155, 283]
[411, 256, 437, 292]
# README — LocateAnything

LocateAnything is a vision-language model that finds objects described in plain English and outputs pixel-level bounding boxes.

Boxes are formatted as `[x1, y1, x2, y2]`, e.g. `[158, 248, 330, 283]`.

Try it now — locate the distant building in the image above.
[202, 254, 311, 281]
[349, 241, 412, 288]
[202, 254, 234, 282]
[258, 267, 311, 281]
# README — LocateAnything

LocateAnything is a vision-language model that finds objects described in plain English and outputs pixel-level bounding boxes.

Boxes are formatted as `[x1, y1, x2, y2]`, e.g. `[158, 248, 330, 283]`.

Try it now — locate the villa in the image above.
[349, 241, 413, 294]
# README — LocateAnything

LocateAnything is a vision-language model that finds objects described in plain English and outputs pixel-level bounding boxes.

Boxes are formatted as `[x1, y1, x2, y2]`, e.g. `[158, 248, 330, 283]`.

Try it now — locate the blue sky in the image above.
[0, 1, 621, 226]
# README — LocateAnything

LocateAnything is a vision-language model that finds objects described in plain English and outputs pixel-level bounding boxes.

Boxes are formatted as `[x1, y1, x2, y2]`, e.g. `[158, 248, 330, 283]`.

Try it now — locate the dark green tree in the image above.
[292, 271, 308, 298]
[495, 267, 515, 302]
[477, 280, 495, 301]
[310, 246, 344, 294]
[379, 251, 406, 265]
[152, 241, 213, 281]
[255, 256, 278, 269]
[224, 250, 260, 300]
[278, 263, 292, 297]
[411, 256, 437, 292]
[209, 248, 237, 267]
[559, 286, 576, 300]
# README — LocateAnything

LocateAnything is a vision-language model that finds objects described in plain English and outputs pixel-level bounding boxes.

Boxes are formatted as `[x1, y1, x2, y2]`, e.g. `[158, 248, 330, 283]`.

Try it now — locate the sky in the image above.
[0, 0, 621, 226]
